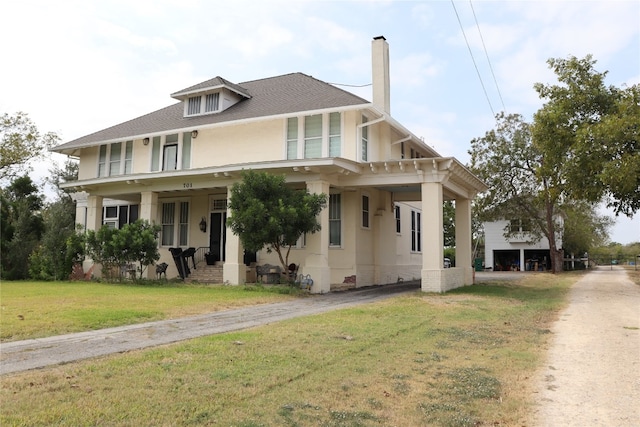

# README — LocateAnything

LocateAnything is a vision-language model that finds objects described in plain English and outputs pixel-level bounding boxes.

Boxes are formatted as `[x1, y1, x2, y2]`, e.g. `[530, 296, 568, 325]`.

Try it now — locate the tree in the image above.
[533, 56, 640, 217]
[227, 170, 327, 277]
[469, 112, 566, 273]
[0, 175, 45, 279]
[29, 160, 79, 280]
[0, 112, 59, 181]
[561, 201, 613, 258]
[85, 220, 161, 281]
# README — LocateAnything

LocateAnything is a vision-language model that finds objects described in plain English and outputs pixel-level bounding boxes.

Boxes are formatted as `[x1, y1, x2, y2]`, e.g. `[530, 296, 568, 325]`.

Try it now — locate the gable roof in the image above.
[52, 73, 370, 155]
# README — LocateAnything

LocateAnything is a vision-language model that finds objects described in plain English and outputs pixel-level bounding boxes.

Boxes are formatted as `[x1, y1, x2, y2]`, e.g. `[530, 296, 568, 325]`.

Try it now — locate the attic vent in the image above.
[188, 97, 201, 115]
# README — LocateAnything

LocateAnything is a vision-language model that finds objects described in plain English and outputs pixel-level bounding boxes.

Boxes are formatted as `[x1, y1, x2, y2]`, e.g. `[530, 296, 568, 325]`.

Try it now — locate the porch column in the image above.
[224, 186, 246, 285]
[454, 197, 473, 285]
[85, 195, 104, 276]
[86, 195, 104, 232]
[303, 180, 331, 294]
[140, 191, 158, 224]
[421, 182, 445, 292]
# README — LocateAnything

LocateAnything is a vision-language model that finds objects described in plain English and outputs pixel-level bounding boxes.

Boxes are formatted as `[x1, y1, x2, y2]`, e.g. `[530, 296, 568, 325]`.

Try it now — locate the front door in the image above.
[209, 212, 227, 263]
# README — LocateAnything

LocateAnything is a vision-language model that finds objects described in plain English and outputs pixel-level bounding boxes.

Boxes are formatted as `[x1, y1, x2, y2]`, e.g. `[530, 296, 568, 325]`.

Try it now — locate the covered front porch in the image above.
[71, 157, 486, 293]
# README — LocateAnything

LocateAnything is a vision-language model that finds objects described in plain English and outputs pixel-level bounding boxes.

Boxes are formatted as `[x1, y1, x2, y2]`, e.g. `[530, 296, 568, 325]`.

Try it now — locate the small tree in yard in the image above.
[85, 220, 161, 280]
[227, 170, 327, 278]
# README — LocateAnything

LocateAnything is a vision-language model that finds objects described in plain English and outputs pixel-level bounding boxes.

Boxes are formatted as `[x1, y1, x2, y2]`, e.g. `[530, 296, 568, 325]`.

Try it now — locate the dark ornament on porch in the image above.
[205, 252, 216, 265]
[199, 217, 207, 233]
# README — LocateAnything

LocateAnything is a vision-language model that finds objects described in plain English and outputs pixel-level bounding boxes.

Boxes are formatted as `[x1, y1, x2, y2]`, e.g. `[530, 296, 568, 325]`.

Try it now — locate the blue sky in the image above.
[2, 0, 638, 244]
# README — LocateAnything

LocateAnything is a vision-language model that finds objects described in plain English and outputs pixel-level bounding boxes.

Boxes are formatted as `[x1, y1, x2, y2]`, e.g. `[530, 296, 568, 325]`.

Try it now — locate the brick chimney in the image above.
[372, 36, 390, 114]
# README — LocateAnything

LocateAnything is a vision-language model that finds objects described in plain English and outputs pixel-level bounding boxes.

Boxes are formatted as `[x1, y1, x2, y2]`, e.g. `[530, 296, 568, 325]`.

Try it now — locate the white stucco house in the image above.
[483, 220, 562, 272]
[52, 36, 487, 293]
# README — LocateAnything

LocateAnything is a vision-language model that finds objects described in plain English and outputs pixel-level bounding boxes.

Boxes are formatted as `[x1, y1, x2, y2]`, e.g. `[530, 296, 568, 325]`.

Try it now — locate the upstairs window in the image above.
[361, 115, 369, 162]
[286, 113, 341, 160]
[151, 133, 191, 172]
[98, 141, 133, 177]
[304, 114, 322, 158]
[329, 112, 341, 157]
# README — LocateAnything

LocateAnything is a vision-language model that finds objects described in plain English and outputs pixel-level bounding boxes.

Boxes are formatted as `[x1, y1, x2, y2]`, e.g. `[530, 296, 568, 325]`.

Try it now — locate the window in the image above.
[181, 131, 192, 170]
[287, 117, 298, 160]
[109, 142, 121, 176]
[362, 195, 370, 228]
[329, 112, 341, 157]
[98, 141, 134, 177]
[98, 145, 107, 177]
[411, 210, 421, 252]
[304, 114, 322, 158]
[361, 115, 369, 161]
[187, 96, 201, 115]
[102, 204, 139, 229]
[205, 93, 219, 112]
[161, 201, 189, 246]
[329, 194, 341, 246]
[162, 134, 179, 171]
[395, 205, 401, 233]
[286, 113, 341, 160]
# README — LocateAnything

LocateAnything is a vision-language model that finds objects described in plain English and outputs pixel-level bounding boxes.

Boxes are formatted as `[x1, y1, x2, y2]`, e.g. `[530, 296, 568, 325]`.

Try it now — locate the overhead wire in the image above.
[469, 0, 506, 112]
[450, 0, 495, 117]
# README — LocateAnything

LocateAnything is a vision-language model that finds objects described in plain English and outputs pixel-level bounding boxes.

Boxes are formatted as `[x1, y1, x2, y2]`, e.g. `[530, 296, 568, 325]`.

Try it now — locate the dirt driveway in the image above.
[531, 267, 640, 426]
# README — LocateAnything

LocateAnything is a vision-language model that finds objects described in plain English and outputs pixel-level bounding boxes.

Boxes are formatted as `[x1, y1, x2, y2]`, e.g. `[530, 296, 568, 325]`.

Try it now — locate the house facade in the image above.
[483, 220, 561, 271]
[52, 36, 487, 293]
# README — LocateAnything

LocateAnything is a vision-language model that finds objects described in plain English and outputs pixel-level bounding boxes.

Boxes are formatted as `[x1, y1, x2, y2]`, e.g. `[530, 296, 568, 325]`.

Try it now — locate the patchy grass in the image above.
[0, 273, 577, 426]
[0, 281, 299, 342]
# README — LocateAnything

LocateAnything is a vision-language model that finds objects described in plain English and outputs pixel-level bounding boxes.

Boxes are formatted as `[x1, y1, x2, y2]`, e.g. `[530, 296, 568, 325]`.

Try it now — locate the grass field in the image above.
[0, 281, 299, 342]
[0, 273, 580, 426]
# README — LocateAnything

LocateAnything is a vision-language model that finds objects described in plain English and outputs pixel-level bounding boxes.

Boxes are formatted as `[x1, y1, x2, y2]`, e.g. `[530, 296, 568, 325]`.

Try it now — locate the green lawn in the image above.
[0, 281, 298, 342]
[0, 273, 578, 426]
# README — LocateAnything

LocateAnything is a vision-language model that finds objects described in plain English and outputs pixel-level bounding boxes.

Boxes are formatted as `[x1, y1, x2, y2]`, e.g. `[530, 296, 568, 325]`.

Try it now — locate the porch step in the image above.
[185, 264, 223, 284]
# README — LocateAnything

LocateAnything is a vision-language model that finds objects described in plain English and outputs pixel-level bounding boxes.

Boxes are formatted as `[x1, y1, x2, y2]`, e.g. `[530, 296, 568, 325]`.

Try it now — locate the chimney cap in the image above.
[373, 35, 386, 41]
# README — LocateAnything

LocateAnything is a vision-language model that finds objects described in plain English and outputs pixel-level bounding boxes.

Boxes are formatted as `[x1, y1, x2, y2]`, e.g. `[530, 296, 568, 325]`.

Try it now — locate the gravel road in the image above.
[531, 266, 640, 426]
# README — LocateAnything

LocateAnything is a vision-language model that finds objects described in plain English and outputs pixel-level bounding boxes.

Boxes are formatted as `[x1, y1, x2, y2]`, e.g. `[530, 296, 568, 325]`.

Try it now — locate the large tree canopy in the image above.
[227, 170, 327, 276]
[533, 55, 640, 216]
[470, 55, 638, 272]
[0, 112, 59, 181]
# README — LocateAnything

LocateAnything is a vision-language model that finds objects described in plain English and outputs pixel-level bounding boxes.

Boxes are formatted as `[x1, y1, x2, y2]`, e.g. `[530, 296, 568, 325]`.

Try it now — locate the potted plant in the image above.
[205, 252, 216, 265]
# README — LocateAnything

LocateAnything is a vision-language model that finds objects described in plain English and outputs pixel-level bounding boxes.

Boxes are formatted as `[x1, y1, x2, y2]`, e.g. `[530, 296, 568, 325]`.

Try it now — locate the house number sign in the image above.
[183, 182, 193, 188]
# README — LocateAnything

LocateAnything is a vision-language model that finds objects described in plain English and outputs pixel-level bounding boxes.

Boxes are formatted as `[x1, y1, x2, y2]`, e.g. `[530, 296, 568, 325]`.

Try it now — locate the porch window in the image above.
[411, 210, 421, 252]
[102, 204, 139, 229]
[395, 205, 401, 233]
[362, 195, 370, 228]
[329, 194, 341, 246]
[161, 201, 190, 246]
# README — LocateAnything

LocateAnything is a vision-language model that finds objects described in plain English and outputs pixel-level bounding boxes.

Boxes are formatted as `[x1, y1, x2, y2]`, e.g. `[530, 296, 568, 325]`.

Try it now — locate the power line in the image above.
[469, 0, 506, 112]
[450, 0, 495, 117]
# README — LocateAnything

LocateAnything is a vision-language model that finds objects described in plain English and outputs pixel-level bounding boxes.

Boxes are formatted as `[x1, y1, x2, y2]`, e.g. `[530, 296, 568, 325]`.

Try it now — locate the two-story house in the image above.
[52, 36, 487, 293]
[483, 219, 562, 271]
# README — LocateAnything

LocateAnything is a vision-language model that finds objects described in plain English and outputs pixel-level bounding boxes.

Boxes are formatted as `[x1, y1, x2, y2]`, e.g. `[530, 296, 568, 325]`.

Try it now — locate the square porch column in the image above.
[140, 191, 158, 225]
[455, 197, 473, 285]
[224, 186, 246, 285]
[303, 180, 331, 293]
[421, 182, 445, 292]
[85, 195, 104, 276]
